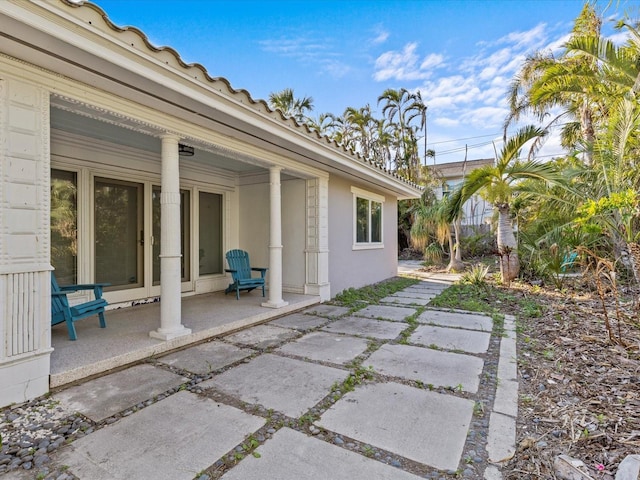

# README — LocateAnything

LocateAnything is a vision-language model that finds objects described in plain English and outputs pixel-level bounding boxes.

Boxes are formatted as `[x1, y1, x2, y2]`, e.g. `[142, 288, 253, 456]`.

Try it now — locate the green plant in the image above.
[361, 444, 375, 457]
[461, 263, 490, 287]
[422, 242, 443, 264]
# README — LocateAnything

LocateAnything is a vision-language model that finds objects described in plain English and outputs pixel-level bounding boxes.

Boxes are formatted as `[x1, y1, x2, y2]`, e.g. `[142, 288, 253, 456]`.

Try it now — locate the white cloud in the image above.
[371, 26, 390, 45]
[373, 42, 444, 81]
[461, 106, 509, 129]
[259, 35, 350, 79]
[433, 117, 460, 127]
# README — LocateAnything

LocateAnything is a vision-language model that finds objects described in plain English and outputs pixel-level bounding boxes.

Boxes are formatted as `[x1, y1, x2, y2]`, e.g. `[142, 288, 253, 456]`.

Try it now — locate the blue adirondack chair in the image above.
[224, 249, 267, 300]
[51, 273, 110, 341]
[561, 251, 579, 272]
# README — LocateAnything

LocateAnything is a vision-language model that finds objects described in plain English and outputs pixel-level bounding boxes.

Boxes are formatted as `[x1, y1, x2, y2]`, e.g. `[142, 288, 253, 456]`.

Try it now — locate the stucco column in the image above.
[262, 166, 288, 308]
[305, 177, 331, 301]
[150, 135, 191, 340]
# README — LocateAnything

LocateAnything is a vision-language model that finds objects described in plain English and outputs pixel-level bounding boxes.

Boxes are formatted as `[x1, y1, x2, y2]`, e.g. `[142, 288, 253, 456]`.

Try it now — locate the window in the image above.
[351, 187, 384, 249]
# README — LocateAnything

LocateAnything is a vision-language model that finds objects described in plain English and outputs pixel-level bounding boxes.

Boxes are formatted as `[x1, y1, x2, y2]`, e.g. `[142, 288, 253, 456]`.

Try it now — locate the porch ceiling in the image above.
[51, 106, 263, 175]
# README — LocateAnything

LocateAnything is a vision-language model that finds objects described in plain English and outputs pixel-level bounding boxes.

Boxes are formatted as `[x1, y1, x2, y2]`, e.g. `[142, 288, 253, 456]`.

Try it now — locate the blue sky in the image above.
[93, 0, 634, 163]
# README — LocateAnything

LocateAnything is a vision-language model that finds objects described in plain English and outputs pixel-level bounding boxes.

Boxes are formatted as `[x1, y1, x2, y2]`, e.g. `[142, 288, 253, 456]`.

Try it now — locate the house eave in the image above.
[0, 0, 422, 199]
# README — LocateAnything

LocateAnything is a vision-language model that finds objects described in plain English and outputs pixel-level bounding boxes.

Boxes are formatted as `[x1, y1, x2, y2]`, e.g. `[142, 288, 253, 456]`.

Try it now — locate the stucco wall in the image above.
[328, 175, 398, 296]
[238, 178, 306, 292]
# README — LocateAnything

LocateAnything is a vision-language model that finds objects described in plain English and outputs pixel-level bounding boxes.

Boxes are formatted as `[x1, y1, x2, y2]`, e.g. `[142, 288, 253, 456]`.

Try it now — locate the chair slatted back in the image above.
[226, 249, 253, 280]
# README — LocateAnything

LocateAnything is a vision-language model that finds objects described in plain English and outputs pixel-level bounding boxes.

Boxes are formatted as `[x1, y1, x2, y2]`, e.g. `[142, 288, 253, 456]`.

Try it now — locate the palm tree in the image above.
[505, 4, 605, 165]
[377, 88, 424, 181]
[344, 105, 378, 160]
[268, 88, 314, 123]
[447, 126, 563, 282]
[308, 113, 337, 137]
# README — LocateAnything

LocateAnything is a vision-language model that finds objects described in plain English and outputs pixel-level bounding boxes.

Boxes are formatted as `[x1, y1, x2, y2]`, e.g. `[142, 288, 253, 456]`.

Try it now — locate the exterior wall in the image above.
[238, 177, 306, 293]
[0, 77, 53, 406]
[328, 175, 398, 296]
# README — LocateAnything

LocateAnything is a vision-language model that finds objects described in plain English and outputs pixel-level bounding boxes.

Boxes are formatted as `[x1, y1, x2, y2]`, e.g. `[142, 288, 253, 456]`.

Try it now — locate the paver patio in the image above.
[11, 275, 516, 480]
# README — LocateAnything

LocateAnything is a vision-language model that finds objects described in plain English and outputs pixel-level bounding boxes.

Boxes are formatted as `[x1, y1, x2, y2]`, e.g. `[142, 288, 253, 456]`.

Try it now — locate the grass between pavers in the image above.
[332, 277, 420, 311]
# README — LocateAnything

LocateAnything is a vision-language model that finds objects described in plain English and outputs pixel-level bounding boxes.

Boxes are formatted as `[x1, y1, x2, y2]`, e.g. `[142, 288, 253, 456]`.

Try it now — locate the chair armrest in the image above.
[58, 283, 110, 292]
[225, 269, 237, 273]
[51, 291, 71, 296]
[252, 267, 268, 278]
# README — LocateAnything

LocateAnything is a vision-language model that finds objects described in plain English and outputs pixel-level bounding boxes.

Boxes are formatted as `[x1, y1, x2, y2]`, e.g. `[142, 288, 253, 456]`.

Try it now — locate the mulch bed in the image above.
[500, 278, 640, 479]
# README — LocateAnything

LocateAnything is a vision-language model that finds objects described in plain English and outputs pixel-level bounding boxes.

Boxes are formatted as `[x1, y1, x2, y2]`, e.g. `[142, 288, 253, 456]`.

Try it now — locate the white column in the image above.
[150, 135, 191, 340]
[262, 166, 288, 308]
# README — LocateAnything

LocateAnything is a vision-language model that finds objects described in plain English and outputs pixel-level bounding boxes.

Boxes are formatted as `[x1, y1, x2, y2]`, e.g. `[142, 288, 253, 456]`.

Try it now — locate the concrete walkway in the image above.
[5, 272, 517, 480]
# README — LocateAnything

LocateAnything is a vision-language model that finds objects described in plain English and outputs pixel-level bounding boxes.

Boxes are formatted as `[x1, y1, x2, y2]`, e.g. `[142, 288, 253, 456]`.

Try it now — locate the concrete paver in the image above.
[269, 312, 330, 331]
[303, 304, 351, 317]
[321, 316, 407, 340]
[380, 295, 432, 306]
[403, 284, 447, 292]
[409, 324, 491, 354]
[157, 340, 253, 374]
[221, 427, 423, 479]
[391, 291, 439, 300]
[367, 344, 485, 393]
[417, 309, 493, 332]
[352, 305, 417, 322]
[200, 354, 348, 417]
[486, 411, 516, 464]
[53, 364, 187, 422]
[276, 331, 369, 365]
[317, 382, 475, 471]
[56, 391, 264, 480]
[223, 324, 301, 348]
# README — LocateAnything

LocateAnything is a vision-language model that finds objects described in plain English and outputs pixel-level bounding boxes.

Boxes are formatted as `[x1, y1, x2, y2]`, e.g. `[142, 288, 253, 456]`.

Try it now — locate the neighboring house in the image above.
[429, 158, 493, 228]
[0, 1, 421, 407]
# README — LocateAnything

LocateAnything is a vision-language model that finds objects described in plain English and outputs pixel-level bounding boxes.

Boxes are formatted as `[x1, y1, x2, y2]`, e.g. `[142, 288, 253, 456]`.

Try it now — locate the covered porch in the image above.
[50, 290, 319, 388]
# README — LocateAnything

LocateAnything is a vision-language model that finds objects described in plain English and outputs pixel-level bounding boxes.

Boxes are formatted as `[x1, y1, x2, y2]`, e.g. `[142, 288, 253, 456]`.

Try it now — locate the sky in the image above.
[91, 0, 636, 164]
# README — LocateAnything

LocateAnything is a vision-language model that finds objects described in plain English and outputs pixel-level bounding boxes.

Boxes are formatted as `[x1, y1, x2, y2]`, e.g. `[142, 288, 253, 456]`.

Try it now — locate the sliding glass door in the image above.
[94, 177, 144, 289]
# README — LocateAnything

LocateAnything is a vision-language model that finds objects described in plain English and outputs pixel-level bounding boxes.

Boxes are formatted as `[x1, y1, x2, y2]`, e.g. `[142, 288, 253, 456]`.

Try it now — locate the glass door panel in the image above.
[94, 178, 143, 289]
[199, 192, 223, 275]
[152, 187, 191, 285]
[51, 169, 78, 285]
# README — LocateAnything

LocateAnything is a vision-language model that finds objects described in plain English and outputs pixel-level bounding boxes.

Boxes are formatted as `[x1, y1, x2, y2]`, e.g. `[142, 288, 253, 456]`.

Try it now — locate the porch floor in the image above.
[50, 290, 320, 388]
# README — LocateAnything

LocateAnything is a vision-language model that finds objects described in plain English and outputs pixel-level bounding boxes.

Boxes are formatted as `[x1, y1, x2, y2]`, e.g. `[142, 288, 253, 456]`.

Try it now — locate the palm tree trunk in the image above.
[496, 204, 519, 282]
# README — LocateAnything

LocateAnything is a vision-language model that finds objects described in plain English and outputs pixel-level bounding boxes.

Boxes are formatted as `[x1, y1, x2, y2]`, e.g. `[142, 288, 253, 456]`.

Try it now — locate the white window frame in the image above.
[351, 186, 385, 250]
